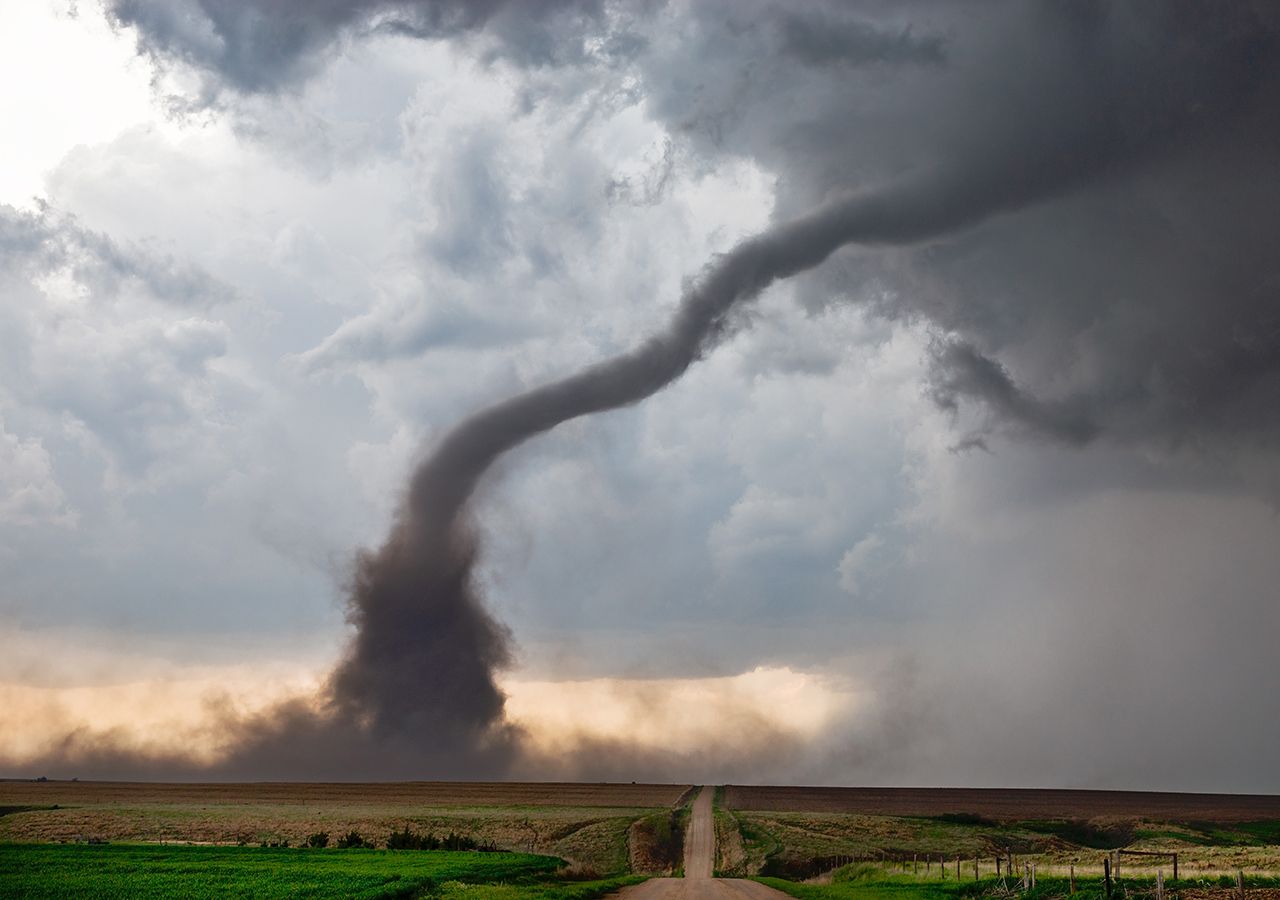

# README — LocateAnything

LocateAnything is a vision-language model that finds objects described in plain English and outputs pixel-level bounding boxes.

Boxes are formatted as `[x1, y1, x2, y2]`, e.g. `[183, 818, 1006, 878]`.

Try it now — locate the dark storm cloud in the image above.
[103, 0, 612, 98]
[928, 340, 1098, 446]
[640, 0, 1280, 449]
[103, 0, 1280, 450]
[774, 9, 946, 69]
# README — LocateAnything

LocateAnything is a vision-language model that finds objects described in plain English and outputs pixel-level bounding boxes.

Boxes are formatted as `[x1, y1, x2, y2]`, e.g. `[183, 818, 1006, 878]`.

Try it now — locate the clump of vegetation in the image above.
[387, 825, 442, 850]
[260, 838, 290, 848]
[1020, 820, 1133, 849]
[335, 830, 368, 849]
[305, 832, 329, 849]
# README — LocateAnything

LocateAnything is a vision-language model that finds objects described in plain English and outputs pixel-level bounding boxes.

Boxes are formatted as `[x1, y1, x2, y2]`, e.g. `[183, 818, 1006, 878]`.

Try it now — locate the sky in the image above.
[2, 0, 1280, 791]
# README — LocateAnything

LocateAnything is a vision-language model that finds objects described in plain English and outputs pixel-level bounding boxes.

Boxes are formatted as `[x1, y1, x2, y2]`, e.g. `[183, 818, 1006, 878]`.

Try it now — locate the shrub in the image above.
[386, 826, 441, 851]
[336, 830, 368, 849]
[306, 832, 330, 849]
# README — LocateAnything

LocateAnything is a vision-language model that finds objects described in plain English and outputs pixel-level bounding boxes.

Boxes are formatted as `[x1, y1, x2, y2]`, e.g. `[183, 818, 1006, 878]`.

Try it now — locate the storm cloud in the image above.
[5, 1, 1280, 789]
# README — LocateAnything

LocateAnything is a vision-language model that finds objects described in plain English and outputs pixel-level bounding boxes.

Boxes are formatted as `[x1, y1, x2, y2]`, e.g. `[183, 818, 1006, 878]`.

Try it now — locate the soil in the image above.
[723, 788, 1280, 823]
[0, 780, 690, 809]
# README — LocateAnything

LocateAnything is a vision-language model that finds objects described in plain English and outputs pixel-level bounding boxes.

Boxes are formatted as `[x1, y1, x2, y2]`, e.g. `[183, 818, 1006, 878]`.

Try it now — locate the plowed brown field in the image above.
[0, 780, 690, 809]
[723, 787, 1280, 823]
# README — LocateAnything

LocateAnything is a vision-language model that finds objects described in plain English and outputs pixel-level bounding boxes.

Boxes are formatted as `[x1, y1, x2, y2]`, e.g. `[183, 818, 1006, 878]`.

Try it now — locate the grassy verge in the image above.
[0, 842, 644, 899]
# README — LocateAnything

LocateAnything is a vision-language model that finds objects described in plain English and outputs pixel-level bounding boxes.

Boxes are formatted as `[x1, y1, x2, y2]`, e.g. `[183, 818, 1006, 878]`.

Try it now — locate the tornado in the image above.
[320, 167, 1068, 770]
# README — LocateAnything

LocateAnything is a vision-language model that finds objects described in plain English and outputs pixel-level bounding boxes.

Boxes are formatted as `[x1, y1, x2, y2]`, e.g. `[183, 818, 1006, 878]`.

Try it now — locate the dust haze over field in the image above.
[4, 2, 1280, 788]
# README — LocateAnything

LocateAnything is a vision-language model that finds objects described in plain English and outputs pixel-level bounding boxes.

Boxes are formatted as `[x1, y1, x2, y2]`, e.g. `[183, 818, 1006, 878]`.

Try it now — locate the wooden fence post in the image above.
[1157, 869, 1164, 900]
[1104, 856, 1112, 898]
[1070, 862, 1076, 894]
[975, 859, 979, 881]
[1173, 854, 1178, 882]
[1237, 869, 1245, 900]
[957, 857, 961, 879]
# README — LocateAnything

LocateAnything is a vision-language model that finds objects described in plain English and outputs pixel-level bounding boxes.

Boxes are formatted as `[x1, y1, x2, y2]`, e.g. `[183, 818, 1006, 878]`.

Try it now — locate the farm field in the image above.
[0, 842, 646, 899]
[717, 787, 1280, 882]
[9, 782, 1280, 897]
[0, 780, 692, 876]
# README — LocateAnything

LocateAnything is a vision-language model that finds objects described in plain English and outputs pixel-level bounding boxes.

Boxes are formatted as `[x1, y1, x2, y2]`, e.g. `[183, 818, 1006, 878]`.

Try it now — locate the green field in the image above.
[0, 843, 644, 900]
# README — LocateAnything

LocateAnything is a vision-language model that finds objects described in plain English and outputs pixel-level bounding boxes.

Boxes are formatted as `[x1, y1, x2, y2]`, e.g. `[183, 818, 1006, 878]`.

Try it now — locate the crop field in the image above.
[0, 842, 647, 899]
[0, 780, 690, 876]
[717, 787, 1280, 883]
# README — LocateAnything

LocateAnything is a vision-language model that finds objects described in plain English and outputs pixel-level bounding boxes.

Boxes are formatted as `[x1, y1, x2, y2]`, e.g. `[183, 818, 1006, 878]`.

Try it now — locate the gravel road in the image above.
[613, 787, 789, 899]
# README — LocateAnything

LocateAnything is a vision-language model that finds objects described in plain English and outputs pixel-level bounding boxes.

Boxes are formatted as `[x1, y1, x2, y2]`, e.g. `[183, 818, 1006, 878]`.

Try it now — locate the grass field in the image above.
[0, 781, 690, 875]
[0, 842, 647, 899]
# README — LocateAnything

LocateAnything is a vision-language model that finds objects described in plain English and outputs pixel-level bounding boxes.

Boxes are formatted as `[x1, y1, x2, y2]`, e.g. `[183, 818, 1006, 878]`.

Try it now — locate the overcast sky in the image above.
[3, 0, 1280, 791]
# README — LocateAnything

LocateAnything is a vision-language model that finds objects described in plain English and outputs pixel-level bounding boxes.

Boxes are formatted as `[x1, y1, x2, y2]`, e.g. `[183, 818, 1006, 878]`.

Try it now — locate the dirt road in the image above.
[613, 787, 789, 899]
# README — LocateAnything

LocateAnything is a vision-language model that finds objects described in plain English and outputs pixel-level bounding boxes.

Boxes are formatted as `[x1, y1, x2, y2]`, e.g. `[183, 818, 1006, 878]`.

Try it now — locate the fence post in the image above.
[1237, 869, 1245, 900]
[1104, 856, 1112, 898]
[1173, 854, 1178, 882]
[1071, 862, 1076, 894]
[997, 857, 1003, 877]
[1032, 862, 1037, 889]
[957, 857, 961, 879]
[1158, 869, 1164, 900]
[975, 859, 980, 881]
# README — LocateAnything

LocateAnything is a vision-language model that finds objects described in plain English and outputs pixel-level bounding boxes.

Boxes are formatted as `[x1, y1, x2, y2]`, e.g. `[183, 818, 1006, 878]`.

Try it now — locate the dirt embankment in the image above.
[629, 809, 687, 874]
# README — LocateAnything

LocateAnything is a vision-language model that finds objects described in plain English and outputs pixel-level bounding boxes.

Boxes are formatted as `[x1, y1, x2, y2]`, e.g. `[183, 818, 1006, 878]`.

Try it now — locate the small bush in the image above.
[306, 831, 330, 849]
[336, 830, 368, 849]
[386, 826, 440, 851]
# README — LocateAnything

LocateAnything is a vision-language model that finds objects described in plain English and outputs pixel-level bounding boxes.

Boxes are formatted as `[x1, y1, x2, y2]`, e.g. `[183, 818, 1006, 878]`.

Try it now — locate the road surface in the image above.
[612, 787, 790, 899]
